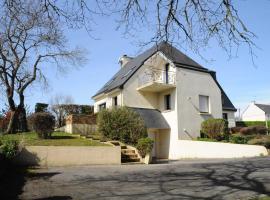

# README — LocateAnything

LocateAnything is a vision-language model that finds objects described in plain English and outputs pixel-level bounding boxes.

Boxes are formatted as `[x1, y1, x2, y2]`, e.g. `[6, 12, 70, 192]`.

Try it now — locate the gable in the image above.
[92, 41, 205, 98]
[92, 41, 236, 112]
[255, 104, 270, 114]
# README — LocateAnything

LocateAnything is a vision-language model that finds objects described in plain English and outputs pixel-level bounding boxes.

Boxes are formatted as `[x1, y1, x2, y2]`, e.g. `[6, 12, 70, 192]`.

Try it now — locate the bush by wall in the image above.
[230, 127, 243, 134]
[137, 137, 154, 157]
[229, 134, 255, 144]
[201, 118, 228, 140]
[97, 107, 147, 144]
[239, 126, 267, 135]
[28, 112, 55, 139]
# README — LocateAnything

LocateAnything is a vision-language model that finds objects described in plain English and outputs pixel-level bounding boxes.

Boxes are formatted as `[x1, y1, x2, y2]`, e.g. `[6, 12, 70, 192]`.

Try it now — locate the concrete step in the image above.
[121, 150, 135, 154]
[121, 145, 127, 149]
[121, 154, 138, 159]
[121, 157, 141, 163]
[121, 162, 143, 165]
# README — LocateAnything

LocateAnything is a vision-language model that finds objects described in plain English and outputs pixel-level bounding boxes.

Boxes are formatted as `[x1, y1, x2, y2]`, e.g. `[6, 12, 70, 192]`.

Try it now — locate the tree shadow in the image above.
[50, 136, 74, 139]
[34, 196, 72, 200]
[0, 159, 61, 200]
[66, 158, 270, 199]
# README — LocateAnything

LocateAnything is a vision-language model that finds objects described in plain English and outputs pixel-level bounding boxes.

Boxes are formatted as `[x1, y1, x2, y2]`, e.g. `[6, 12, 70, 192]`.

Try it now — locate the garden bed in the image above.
[0, 132, 108, 146]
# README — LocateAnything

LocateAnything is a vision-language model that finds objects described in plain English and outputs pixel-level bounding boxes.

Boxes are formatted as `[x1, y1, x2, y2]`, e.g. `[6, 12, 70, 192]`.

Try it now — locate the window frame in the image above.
[164, 94, 171, 110]
[223, 113, 228, 120]
[98, 103, 106, 111]
[113, 96, 118, 107]
[199, 95, 210, 114]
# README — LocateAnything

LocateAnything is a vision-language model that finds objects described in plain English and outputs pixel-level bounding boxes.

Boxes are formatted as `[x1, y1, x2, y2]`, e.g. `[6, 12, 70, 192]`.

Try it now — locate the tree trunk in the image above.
[5, 110, 18, 134]
[5, 92, 18, 134]
[5, 91, 28, 134]
[18, 93, 28, 132]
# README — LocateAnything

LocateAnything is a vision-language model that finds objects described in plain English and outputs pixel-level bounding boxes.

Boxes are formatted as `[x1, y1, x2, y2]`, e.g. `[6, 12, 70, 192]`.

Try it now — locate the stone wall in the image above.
[65, 114, 97, 135]
[65, 114, 96, 125]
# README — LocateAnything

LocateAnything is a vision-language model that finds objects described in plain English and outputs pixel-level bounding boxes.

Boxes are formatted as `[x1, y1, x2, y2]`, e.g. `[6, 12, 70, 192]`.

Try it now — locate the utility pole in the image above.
[266, 114, 269, 135]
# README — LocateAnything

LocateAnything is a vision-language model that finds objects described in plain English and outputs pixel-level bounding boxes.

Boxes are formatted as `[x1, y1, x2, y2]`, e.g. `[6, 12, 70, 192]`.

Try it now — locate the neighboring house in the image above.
[92, 41, 236, 159]
[242, 102, 270, 121]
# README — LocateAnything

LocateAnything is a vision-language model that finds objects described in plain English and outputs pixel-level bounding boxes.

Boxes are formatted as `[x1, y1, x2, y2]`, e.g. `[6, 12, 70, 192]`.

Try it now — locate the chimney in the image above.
[118, 55, 133, 68]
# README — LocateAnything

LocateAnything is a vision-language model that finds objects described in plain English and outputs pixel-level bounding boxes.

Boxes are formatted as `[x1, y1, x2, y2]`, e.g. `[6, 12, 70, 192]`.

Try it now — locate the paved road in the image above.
[16, 157, 270, 200]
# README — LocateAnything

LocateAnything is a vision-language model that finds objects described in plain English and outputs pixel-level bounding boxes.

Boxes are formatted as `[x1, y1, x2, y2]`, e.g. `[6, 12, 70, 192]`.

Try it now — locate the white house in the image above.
[92, 41, 236, 159]
[242, 102, 270, 121]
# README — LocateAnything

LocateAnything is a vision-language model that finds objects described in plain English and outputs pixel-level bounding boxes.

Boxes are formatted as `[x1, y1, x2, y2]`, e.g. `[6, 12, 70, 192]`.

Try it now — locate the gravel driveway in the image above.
[7, 157, 270, 200]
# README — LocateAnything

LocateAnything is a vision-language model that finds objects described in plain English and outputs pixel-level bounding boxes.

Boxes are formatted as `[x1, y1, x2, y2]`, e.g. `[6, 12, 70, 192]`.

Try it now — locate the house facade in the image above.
[242, 102, 270, 121]
[92, 42, 236, 159]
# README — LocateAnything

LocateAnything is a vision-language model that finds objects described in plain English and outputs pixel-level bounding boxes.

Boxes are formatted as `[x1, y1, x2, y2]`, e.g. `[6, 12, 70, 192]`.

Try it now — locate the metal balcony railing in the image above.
[138, 67, 176, 87]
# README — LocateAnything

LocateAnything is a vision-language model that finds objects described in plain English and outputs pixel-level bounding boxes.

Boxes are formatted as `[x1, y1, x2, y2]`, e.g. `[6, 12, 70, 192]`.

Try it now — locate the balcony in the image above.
[137, 67, 176, 92]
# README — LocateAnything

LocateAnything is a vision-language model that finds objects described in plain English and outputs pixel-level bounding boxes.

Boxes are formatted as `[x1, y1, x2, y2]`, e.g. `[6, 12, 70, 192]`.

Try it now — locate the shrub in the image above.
[229, 134, 255, 144]
[0, 139, 19, 159]
[230, 127, 243, 134]
[201, 118, 228, 140]
[240, 126, 267, 135]
[29, 112, 55, 139]
[248, 136, 270, 149]
[137, 137, 154, 157]
[97, 107, 147, 144]
[196, 137, 218, 142]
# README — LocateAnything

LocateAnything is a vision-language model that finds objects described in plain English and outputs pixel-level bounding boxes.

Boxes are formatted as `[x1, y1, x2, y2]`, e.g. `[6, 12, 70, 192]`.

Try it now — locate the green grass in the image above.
[0, 132, 109, 146]
[251, 196, 270, 200]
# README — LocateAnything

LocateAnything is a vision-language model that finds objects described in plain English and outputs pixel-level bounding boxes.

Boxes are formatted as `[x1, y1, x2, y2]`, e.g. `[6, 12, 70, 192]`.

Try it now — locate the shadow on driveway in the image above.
[6, 157, 270, 199]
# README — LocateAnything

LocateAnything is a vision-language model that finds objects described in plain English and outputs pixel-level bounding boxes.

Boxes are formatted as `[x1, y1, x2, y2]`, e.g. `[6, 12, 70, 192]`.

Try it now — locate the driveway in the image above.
[8, 157, 270, 199]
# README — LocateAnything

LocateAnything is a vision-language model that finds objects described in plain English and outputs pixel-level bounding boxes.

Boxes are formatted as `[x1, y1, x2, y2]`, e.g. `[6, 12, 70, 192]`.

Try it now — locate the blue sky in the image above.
[1, 1, 270, 116]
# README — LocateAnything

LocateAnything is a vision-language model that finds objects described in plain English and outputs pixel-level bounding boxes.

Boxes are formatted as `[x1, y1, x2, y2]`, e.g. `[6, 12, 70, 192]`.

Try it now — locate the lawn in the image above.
[0, 132, 109, 146]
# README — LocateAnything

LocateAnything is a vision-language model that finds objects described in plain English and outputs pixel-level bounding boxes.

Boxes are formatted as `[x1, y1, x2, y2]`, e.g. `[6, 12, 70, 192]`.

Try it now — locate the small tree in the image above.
[137, 138, 154, 157]
[50, 94, 74, 128]
[97, 107, 147, 144]
[35, 103, 49, 113]
[201, 118, 228, 140]
[29, 112, 55, 139]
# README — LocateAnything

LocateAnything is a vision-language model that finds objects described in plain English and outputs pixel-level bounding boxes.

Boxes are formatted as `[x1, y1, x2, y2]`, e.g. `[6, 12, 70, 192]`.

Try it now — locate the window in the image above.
[99, 103, 106, 111]
[199, 95, 209, 113]
[165, 63, 169, 84]
[164, 94, 171, 110]
[113, 96, 118, 106]
[223, 113, 228, 120]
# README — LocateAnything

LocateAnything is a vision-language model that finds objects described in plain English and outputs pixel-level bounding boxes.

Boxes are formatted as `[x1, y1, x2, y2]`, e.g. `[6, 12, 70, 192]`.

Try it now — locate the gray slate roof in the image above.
[93, 41, 236, 111]
[130, 107, 170, 129]
[255, 104, 270, 114]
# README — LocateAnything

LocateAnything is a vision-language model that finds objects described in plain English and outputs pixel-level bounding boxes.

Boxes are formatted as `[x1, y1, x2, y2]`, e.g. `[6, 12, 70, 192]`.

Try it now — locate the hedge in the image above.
[236, 121, 270, 128]
[201, 118, 228, 140]
[97, 107, 147, 144]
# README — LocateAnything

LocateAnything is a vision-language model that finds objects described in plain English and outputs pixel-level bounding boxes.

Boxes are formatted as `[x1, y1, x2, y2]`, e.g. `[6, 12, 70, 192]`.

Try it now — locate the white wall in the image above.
[223, 110, 236, 127]
[93, 90, 122, 113]
[122, 52, 176, 109]
[242, 103, 266, 121]
[176, 68, 223, 139]
[65, 124, 97, 135]
[169, 140, 268, 159]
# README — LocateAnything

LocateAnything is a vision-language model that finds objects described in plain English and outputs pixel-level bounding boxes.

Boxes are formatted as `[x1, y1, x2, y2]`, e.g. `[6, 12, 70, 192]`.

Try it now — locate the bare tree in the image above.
[0, 1, 85, 134]
[108, 0, 256, 58]
[50, 94, 74, 128]
[38, 0, 256, 58]
[0, 0, 257, 133]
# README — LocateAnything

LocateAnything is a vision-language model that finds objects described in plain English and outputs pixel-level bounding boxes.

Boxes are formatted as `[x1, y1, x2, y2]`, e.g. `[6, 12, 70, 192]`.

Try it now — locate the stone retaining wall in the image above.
[14, 146, 121, 166]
